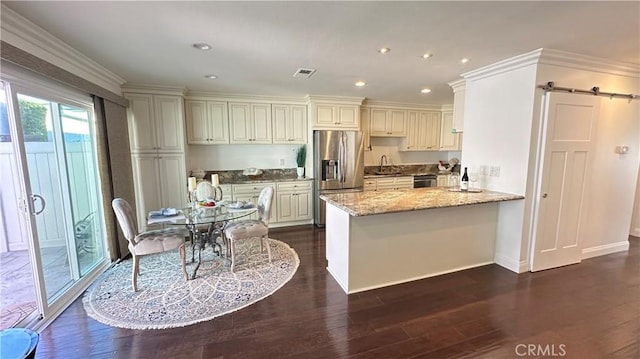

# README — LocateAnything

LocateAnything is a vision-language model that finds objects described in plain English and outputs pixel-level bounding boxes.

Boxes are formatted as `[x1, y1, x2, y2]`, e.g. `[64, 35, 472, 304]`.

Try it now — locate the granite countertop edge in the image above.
[320, 188, 525, 216]
[221, 177, 314, 185]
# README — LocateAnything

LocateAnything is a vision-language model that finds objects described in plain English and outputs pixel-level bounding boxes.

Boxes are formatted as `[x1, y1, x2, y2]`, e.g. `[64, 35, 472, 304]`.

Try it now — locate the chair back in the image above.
[257, 186, 274, 225]
[112, 198, 138, 245]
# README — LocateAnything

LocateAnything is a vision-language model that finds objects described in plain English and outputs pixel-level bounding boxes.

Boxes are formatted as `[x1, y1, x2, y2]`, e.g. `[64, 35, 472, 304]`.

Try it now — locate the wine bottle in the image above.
[460, 167, 469, 191]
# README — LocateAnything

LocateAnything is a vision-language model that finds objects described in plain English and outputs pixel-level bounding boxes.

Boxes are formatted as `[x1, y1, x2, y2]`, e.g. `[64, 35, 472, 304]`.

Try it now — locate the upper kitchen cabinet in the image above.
[125, 93, 185, 153]
[370, 108, 406, 136]
[439, 110, 461, 151]
[449, 79, 466, 133]
[185, 100, 229, 144]
[272, 104, 307, 144]
[229, 102, 272, 144]
[306, 95, 364, 130]
[401, 111, 440, 151]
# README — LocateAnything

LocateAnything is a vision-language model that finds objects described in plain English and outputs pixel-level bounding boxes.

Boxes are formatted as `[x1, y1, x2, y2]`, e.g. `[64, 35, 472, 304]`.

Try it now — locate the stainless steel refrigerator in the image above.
[314, 130, 364, 226]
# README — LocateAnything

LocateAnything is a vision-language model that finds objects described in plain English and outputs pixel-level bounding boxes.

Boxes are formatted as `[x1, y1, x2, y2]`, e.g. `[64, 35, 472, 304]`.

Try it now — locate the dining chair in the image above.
[223, 186, 274, 272]
[112, 198, 188, 291]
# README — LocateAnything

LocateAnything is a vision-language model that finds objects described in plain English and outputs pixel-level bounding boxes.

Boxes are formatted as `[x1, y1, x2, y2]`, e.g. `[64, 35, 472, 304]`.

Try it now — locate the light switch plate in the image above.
[490, 166, 500, 177]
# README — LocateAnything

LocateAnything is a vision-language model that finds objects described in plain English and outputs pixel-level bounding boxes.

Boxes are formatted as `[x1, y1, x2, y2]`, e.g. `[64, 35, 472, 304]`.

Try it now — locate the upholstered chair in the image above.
[112, 198, 188, 291]
[223, 186, 274, 272]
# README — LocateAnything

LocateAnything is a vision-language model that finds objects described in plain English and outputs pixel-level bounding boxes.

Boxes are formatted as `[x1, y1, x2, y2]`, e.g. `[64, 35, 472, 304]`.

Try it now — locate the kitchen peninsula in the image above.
[320, 187, 524, 294]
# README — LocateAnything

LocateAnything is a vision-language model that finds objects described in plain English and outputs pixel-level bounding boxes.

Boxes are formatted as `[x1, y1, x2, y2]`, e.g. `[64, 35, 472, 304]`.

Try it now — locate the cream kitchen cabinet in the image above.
[229, 102, 272, 144]
[364, 178, 377, 191]
[439, 111, 461, 151]
[402, 111, 441, 151]
[449, 78, 466, 133]
[361, 107, 372, 151]
[125, 93, 185, 153]
[185, 100, 229, 144]
[131, 153, 187, 231]
[370, 176, 413, 191]
[311, 104, 360, 130]
[276, 181, 312, 222]
[272, 104, 307, 144]
[370, 108, 406, 136]
[232, 183, 276, 221]
[437, 175, 450, 187]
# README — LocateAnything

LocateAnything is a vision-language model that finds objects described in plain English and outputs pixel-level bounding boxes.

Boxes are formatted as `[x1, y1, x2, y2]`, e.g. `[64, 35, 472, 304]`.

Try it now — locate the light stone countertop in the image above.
[320, 187, 524, 216]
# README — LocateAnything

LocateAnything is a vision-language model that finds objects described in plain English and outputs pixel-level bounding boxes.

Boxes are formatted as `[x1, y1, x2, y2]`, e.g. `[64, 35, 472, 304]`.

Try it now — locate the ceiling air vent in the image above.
[292, 68, 316, 78]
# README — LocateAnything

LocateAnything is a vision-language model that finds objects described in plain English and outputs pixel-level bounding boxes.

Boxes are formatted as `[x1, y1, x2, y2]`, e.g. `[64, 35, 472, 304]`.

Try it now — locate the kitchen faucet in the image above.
[380, 155, 388, 171]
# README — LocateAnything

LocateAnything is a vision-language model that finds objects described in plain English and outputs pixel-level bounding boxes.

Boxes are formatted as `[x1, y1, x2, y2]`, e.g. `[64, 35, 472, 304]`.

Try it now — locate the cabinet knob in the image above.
[542, 193, 548, 198]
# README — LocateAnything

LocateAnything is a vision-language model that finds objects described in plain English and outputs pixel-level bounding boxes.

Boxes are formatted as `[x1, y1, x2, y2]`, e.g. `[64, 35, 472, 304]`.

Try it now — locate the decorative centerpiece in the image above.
[296, 145, 306, 178]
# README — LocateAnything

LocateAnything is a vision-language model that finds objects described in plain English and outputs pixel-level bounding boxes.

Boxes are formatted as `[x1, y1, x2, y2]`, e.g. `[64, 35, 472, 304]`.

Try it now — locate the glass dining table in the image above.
[148, 205, 257, 279]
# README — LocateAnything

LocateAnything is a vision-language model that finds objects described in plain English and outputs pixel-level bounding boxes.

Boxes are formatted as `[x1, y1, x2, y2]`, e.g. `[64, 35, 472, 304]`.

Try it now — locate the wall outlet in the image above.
[279, 158, 285, 166]
[490, 166, 500, 177]
[479, 165, 488, 176]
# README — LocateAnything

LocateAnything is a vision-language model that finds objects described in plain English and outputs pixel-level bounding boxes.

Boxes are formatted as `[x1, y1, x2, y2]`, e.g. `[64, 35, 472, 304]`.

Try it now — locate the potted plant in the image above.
[296, 145, 306, 178]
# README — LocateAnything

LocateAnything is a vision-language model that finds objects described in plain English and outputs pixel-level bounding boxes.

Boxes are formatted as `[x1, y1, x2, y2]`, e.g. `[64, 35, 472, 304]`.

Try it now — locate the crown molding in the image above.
[186, 91, 307, 104]
[461, 48, 543, 82]
[448, 78, 466, 91]
[362, 99, 442, 111]
[537, 48, 640, 78]
[1, 4, 126, 95]
[122, 83, 187, 96]
[305, 95, 365, 105]
[461, 48, 640, 82]
[441, 104, 454, 112]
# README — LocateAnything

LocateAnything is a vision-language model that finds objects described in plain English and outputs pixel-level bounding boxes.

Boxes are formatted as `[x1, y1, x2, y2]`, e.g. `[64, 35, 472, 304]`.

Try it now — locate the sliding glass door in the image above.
[0, 70, 109, 327]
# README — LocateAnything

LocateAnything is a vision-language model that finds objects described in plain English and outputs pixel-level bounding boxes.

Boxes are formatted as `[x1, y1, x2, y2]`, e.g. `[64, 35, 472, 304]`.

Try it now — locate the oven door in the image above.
[413, 176, 437, 188]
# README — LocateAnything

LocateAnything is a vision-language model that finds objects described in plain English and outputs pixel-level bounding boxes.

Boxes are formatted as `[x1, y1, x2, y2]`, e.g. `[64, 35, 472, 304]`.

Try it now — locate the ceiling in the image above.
[4, 1, 639, 105]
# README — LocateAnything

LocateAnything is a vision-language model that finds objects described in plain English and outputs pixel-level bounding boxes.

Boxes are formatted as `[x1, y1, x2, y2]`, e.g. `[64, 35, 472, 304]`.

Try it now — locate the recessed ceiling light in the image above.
[378, 48, 390, 54]
[421, 88, 432, 94]
[355, 81, 366, 87]
[461, 58, 470, 64]
[204, 74, 218, 79]
[422, 53, 433, 59]
[193, 43, 212, 51]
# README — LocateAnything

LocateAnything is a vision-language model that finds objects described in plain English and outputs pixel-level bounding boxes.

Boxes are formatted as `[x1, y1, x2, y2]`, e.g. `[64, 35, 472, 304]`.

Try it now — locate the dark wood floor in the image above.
[35, 226, 639, 359]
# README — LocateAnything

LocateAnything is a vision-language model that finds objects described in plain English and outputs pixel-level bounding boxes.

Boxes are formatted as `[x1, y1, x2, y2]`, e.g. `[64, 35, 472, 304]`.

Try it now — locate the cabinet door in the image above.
[295, 190, 312, 220]
[158, 154, 187, 210]
[126, 94, 157, 152]
[276, 191, 295, 222]
[370, 109, 388, 135]
[272, 104, 289, 143]
[315, 104, 336, 126]
[440, 111, 460, 151]
[289, 105, 307, 143]
[154, 95, 184, 152]
[337, 106, 358, 128]
[233, 193, 261, 221]
[229, 102, 252, 143]
[251, 103, 272, 143]
[207, 101, 229, 144]
[131, 154, 162, 230]
[437, 175, 449, 187]
[185, 100, 209, 144]
[403, 111, 418, 150]
[424, 112, 441, 150]
[364, 179, 377, 191]
[389, 110, 406, 135]
[361, 107, 371, 151]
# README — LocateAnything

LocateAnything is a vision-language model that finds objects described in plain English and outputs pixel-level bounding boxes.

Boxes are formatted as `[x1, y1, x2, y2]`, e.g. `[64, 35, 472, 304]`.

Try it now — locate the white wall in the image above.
[460, 63, 538, 272]
[632, 169, 640, 237]
[365, 137, 461, 166]
[186, 144, 301, 171]
[534, 64, 640, 255]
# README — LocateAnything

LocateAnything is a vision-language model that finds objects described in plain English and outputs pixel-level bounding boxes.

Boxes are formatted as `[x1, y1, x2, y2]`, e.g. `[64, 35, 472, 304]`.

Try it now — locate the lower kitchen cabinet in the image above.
[366, 176, 413, 191]
[276, 181, 313, 223]
[132, 153, 187, 231]
[232, 183, 275, 221]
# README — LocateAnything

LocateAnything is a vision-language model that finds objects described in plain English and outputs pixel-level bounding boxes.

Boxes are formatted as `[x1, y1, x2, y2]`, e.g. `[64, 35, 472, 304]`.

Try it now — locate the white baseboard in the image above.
[581, 241, 630, 260]
[270, 219, 313, 228]
[494, 253, 529, 273]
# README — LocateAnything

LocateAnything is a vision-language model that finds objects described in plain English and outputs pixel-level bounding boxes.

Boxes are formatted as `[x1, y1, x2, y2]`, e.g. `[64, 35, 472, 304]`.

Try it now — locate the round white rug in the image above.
[83, 238, 299, 329]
